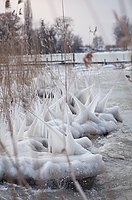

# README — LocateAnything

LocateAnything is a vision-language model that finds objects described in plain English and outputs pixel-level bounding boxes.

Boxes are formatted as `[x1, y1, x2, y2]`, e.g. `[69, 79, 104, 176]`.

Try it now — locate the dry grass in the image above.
[83, 51, 93, 68]
[113, 11, 131, 48]
[0, 3, 88, 199]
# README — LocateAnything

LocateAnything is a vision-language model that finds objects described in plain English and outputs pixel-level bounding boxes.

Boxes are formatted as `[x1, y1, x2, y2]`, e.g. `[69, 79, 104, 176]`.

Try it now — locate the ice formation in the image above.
[0, 67, 123, 185]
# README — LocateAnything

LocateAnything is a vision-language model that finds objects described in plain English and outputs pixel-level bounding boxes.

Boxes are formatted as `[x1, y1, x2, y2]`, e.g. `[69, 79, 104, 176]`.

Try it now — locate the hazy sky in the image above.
[0, 0, 132, 45]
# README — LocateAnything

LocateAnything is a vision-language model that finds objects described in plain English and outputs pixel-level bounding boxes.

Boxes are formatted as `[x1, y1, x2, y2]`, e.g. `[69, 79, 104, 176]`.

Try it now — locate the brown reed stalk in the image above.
[63, 149, 88, 200]
[83, 51, 93, 68]
[113, 11, 131, 48]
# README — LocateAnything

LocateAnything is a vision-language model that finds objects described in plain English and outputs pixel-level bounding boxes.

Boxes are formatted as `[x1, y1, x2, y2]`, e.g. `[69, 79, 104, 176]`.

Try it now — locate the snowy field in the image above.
[0, 53, 132, 199]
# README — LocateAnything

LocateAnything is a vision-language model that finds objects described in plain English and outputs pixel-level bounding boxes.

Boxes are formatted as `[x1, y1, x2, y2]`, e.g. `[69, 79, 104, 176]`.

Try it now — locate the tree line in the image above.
[0, 0, 83, 55]
[0, 0, 132, 55]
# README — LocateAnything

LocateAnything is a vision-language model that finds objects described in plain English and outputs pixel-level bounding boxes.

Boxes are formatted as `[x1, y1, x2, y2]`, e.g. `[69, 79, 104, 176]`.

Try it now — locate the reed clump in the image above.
[0, 2, 87, 200]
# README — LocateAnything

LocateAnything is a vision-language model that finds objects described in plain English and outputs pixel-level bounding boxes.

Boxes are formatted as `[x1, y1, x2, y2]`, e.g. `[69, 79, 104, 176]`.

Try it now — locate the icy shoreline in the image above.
[0, 63, 130, 191]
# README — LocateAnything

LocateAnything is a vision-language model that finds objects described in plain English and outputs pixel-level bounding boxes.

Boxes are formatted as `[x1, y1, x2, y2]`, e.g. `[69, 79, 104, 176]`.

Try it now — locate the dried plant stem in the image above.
[64, 150, 88, 200]
[61, 0, 69, 102]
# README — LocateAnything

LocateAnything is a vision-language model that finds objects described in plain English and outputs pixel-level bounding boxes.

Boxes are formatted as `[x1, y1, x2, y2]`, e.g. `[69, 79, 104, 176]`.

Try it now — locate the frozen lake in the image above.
[5, 50, 131, 66]
[0, 65, 132, 200]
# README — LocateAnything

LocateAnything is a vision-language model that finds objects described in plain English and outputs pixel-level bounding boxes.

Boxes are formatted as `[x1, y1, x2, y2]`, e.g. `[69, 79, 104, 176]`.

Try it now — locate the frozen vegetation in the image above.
[1, 51, 130, 186]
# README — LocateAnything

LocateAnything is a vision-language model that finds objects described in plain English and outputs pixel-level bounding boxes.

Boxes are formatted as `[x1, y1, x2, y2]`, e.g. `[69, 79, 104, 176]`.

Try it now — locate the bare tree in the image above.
[72, 35, 83, 52]
[92, 36, 104, 51]
[54, 16, 83, 53]
[54, 16, 74, 53]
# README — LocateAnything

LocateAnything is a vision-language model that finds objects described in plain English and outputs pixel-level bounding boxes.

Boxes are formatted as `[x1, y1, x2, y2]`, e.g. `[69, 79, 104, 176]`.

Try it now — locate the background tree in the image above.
[71, 35, 83, 52]
[37, 20, 57, 54]
[113, 13, 132, 49]
[54, 16, 74, 53]
[0, 8, 84, 55]
[54, 16, 83, 53]
[92, 36, 104, 51]
[0, 12, 22, 55]
[24, 0, 33, 54]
